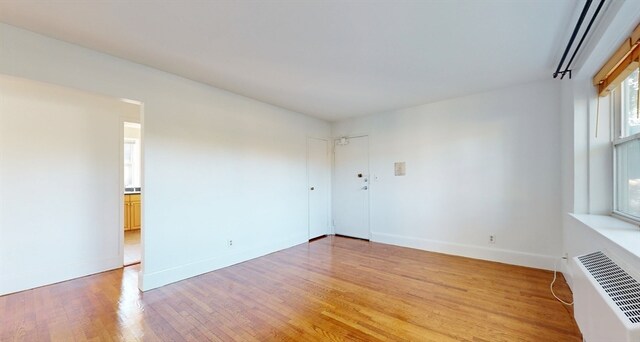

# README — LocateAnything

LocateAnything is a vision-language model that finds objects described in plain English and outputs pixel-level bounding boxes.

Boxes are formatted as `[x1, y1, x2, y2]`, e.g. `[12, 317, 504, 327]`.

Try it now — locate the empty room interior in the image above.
[2, 0, 640, 341]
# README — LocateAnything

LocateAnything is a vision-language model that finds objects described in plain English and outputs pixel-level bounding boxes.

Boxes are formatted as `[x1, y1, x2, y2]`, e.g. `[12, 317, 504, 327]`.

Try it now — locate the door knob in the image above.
[310, 187, 315, 190]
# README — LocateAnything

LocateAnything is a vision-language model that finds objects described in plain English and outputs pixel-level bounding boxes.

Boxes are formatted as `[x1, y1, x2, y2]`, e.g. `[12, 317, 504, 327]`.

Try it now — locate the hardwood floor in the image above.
[124, 229, 141, 266]
[1, 236, 581, 341]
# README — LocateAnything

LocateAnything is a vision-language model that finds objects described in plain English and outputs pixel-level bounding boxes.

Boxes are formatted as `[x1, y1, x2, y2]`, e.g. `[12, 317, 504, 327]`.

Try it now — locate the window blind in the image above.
[594, 24, 640, 96]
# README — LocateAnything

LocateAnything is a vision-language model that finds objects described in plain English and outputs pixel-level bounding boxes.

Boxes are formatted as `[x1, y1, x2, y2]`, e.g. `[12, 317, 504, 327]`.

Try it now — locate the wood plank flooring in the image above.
[124, 229, 141, 266]
[1, 236, 581, 341]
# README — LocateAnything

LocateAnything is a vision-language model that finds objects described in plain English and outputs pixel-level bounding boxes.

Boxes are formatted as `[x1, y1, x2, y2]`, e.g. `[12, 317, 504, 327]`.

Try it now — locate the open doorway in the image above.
[0, 74, 145, 295]
[123, 121, 142, 266]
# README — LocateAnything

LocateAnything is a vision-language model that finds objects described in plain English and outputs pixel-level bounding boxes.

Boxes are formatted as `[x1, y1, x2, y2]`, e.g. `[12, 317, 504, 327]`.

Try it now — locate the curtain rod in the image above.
[554, 0, 605, 80]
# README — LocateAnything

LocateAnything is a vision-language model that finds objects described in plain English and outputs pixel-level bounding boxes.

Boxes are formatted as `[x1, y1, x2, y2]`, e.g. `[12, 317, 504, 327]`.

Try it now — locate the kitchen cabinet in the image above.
[124, 194, 141, 231]
[124, 197, 131, 231]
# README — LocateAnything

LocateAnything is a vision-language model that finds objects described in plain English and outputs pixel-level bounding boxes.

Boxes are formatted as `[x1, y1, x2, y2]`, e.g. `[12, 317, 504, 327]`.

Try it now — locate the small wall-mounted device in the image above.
[357, 173, 363, 178]
[394, 162, 406, 176]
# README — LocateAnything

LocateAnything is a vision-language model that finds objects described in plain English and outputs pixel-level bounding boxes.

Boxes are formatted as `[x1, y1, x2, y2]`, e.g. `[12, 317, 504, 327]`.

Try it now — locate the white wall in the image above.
[560, 0, 640, 288]
[0, 23, 330, 292]
[557, 4, 640, 339]
[0, 75, 139, 295]
[332, 80, 562, 270]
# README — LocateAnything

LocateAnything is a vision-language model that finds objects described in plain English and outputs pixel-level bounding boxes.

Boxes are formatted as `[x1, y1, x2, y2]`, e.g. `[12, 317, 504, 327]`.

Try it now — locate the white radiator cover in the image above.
[574, 251, 640, 342]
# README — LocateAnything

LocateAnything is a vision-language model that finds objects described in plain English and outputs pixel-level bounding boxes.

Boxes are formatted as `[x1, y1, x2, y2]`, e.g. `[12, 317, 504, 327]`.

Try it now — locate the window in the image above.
[593, 23, 640, 221]
[124, 138, 141, 188]
[614, 69, 640, 220]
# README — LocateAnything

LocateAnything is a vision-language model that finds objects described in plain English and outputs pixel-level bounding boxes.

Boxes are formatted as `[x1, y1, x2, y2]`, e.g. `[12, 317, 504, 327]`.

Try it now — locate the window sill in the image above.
[570, 213, 640, 259]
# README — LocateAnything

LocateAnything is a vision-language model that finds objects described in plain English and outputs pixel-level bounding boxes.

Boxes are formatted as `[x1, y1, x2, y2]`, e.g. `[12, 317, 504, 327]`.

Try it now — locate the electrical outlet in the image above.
[489, 235, 496, 244]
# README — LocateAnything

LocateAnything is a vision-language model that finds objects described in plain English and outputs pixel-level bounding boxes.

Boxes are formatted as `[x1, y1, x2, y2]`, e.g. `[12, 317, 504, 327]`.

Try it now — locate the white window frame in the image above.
[612, 69, 640, 224]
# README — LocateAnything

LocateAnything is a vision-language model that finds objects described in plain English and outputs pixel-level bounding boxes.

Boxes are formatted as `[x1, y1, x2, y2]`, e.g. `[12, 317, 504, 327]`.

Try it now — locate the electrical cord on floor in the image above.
[551, 257, 574, 306]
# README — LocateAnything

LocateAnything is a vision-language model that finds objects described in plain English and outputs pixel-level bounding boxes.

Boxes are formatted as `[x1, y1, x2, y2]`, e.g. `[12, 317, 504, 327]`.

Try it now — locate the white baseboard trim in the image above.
[561, 259, 574, 291]
[139, 233, 308, 291]
[0, 256, 122, 296]
[371, 232, 558, 271]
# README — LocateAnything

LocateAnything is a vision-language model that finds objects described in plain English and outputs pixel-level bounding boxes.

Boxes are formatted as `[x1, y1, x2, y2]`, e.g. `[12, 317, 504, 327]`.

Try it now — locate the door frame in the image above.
[331, 134, 371, 240]
[119, 100, 145, 290]
[307, 136, 331, 240]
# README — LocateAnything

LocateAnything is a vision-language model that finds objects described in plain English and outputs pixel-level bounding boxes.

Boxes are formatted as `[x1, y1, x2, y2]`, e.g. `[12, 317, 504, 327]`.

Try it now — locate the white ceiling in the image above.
[0, 0, 577, 121]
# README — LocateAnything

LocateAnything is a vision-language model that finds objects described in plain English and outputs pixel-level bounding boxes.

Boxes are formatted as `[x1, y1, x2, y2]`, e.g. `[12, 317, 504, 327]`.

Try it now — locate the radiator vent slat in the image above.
[578, 251, 640, 324]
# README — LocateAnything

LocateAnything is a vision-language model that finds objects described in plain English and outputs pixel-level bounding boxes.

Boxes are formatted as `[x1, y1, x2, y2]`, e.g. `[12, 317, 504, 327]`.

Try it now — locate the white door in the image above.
[308, 138, 330, 239]
[333, 136, 369, 239]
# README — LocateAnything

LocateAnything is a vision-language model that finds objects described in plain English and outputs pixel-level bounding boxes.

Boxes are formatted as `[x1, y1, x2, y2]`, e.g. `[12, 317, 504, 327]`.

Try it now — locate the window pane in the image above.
[124, 141, 134, 163]
[123, 139, 141, 188]
[621, 69, 640, 138]
[616, 139, 640, 217]
[124, 164, 133, 188]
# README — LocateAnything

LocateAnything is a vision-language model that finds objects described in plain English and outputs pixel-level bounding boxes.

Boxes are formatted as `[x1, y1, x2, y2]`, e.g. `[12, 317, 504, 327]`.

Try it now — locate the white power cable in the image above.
[551, 258, 574, 306]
